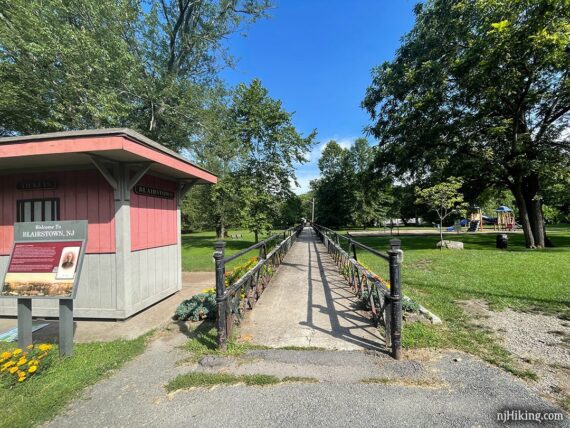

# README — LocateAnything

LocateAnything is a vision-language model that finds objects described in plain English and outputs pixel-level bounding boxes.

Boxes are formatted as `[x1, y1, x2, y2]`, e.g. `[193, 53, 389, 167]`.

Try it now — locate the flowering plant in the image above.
[225, 257, 259, 287]
[356, 261, 391, 290]
[0, 343, 55, 386]
[174, 257, 264, 321]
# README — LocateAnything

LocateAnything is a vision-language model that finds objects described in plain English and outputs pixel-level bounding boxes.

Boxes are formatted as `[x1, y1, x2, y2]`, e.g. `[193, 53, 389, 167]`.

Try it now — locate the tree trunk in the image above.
[511, 180, 535, 248]
[509, 174, 547, 248]
[439, 218, 443, 251]
[254, 230, 259, 244]
[525, 174, 546, 248]
[216, 220, 225, 239]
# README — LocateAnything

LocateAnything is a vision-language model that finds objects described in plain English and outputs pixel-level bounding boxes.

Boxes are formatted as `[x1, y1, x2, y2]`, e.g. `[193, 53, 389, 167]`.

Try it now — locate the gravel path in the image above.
[459, 299, 570, 410]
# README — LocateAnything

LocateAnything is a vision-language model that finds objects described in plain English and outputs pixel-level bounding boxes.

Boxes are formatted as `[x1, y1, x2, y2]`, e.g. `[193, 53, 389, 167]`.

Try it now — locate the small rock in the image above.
[199, 356, 226, 368]
[436, 240, 464, 250]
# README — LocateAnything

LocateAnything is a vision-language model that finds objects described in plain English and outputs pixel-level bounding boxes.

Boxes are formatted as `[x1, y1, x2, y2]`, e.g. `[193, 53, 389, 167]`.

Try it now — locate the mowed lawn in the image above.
[343, 225, 570, 376]
[181, 229, 288, 272]
[349, 226, 569, 314]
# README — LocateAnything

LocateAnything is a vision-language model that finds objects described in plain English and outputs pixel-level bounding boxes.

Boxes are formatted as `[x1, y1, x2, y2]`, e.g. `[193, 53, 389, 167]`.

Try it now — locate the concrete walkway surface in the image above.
[240, 228, 384, 351]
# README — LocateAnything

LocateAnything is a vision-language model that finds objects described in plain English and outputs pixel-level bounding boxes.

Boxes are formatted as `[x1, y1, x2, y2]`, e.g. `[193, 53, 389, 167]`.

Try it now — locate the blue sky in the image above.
[220, 0, 418, 194]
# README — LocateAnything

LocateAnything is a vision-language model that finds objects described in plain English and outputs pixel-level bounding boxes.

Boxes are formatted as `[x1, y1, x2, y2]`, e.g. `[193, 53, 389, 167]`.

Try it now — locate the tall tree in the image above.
[131, 0, 271, 148]
[231, 79, 316, 242]
[0, 0, 140, 134]
[0, 0, 271, 153]
[312, 141, 353, 227]
[363, 0, 570, 248]
[312, 139, 391, 228]
[347, 138, 391, 228]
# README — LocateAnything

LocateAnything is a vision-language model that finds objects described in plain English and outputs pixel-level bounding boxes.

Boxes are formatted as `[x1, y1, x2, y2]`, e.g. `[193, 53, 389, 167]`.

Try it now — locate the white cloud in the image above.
[319, 136, 359, 153]
[291, 175, 319, 195]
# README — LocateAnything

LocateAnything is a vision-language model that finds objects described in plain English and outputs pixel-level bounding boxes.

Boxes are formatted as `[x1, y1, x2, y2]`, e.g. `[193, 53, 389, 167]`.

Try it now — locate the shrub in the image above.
[402, 298, 421, 313]
[174, 257, 265, 322]
[355, 289, 420, 314]
[174, 290, 217, 321]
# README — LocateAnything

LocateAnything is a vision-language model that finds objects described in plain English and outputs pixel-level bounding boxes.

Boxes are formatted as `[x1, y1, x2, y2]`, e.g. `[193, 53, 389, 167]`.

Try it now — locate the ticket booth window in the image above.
[16, 198, 60, 222]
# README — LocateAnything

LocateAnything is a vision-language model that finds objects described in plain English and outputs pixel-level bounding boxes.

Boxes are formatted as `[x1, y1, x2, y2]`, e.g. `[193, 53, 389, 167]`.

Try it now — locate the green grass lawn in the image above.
[181, 229, 288, 271]
[0, 335, 150, 428]
[339, 225, 570, 379]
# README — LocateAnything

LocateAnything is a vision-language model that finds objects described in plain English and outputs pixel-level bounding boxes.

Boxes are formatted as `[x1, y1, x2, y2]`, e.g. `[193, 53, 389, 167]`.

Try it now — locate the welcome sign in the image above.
[1, 221, 87, 299]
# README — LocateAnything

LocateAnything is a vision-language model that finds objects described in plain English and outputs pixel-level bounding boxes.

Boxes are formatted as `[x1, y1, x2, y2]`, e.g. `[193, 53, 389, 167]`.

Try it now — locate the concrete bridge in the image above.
[240, 227, 384, 351]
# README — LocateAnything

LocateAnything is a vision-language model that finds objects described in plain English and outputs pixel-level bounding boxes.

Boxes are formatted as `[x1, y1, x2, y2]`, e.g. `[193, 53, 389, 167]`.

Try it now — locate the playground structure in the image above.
[466, 205, 517, 232]
[468, 207, 483, 232]
[495, 206, 516, 231]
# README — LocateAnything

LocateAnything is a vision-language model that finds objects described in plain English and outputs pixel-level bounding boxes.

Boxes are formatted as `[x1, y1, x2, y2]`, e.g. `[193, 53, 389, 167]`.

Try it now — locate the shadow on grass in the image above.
[405, 278, 570, 312]
[181, 235, 255, 254]
[175, 320, 217, 349]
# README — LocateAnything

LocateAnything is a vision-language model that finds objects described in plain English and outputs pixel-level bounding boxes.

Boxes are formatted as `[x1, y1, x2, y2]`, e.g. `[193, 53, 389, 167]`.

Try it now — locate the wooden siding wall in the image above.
[128, 244, 180, 315]
[0, 170, 115, 255]
[130, 174, 177, 251]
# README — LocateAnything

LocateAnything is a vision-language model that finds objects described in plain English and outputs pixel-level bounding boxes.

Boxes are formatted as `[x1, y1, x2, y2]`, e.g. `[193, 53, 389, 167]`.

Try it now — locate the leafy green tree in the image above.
[131, 0, 271, 149]
[230, 79, 316, 242]
[0, 0, 271, 153]
[347, 139, 392, 228]
[312, 139, 391, 228]
[299, 191, 315, 222]
[415, 177, 466, 246]
[275, 194, 304, 228]
[390, 184, 424, 226]
[363, 0, 570, 248]
[0, 0, 140, 134]
[312, 141, 353, 227]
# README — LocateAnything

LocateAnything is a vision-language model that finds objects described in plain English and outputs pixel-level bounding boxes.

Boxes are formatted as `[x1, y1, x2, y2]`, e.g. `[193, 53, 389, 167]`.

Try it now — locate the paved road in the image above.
[46, 330, 567, 428]
[240, 227, 384, 351]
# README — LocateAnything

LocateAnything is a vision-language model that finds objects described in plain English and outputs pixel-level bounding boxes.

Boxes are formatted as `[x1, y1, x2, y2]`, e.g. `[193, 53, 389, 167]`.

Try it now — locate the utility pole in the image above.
[311, 198, 315, 223]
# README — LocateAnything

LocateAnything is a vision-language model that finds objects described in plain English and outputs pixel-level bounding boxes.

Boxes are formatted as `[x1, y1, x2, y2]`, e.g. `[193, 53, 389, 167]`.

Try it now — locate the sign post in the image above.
[17, 298, 32, 348]
[1, 220, 88, 356]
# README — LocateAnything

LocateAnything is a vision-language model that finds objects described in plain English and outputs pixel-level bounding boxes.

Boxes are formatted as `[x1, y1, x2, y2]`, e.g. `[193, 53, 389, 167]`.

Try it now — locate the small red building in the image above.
[0, 129, 216, 319]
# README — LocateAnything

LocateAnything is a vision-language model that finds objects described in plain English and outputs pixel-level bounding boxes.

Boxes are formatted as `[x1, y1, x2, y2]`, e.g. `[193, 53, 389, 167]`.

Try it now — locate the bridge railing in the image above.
[311, 223, 403, 359]
[213, 224, 304, 349]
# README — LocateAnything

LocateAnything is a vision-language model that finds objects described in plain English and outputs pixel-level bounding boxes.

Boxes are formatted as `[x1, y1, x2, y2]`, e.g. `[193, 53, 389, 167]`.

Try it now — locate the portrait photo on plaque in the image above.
[56, 246, 80, 280]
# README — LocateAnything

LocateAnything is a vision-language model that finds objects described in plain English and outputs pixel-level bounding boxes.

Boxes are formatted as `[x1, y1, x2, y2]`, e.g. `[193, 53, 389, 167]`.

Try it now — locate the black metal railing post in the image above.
[214, 241, 227, 350]
[388, 239, 402, 360]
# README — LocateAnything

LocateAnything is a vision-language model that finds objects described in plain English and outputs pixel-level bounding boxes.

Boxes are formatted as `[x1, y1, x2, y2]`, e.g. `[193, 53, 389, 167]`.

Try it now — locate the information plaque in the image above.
[0, 221, 88, 355]
[1, 221, 87, 299]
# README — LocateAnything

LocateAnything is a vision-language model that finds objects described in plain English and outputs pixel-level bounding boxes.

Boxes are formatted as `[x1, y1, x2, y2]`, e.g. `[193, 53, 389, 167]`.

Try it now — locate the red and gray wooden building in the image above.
[0, 129, 216, 318]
